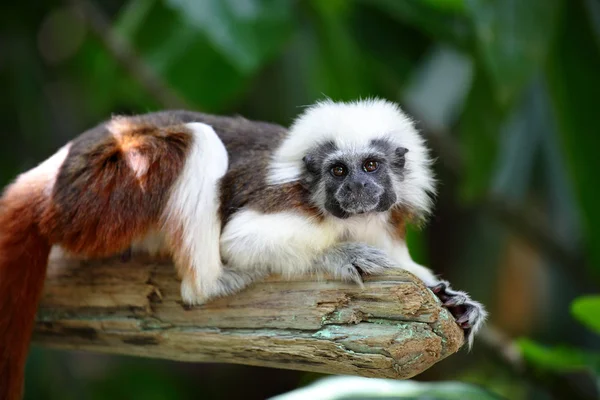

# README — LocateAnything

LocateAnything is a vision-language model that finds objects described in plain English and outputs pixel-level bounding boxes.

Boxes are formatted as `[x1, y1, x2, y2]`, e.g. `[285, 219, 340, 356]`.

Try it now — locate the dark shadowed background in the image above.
[1, 0, 599, 399]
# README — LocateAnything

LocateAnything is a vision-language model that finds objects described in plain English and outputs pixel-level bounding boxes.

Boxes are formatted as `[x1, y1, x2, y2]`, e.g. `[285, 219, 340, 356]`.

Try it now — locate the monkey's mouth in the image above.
[333, 190, 396, 218]
[337, 198, 380, 215]
[325, 194, 385, 219]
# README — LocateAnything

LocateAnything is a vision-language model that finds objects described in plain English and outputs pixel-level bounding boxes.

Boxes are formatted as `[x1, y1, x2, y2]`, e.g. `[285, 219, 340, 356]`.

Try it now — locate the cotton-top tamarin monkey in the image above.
[0, 99, 486, 399]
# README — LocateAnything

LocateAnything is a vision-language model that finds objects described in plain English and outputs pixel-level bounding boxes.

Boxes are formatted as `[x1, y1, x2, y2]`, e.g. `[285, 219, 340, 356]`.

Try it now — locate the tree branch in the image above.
[34, 254, 464, 379]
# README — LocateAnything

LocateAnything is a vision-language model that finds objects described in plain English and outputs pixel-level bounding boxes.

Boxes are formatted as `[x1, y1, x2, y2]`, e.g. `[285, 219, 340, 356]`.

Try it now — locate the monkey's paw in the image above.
[429, 281, 487, 349]
[180, 276, 208, 306]
[180, 268, 265, 306]
[321, 243, 396, 286]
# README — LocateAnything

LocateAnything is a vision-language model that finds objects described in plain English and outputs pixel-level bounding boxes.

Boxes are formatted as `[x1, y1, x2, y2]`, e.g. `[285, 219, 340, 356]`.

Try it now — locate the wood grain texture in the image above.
[33, 254, 464, 379]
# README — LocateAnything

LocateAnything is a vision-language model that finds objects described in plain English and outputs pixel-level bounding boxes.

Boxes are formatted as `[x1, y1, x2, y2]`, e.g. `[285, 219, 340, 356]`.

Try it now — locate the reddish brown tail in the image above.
[0, 185, 51, 400]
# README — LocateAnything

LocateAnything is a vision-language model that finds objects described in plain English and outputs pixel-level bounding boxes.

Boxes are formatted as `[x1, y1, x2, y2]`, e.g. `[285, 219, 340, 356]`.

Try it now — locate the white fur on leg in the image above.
[387, 240, 439, 286]
[162, 122, 228, 304]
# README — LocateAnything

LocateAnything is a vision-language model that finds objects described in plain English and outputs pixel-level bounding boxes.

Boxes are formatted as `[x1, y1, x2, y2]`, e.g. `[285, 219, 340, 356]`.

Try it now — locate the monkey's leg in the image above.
[40, 118, 227, 306]
[395, 253, 487, 347]
[162, 122, 229, 305]
[394, 261, 487, 347]
[42, 117, 193, 258]
[386, 241, 487, 347]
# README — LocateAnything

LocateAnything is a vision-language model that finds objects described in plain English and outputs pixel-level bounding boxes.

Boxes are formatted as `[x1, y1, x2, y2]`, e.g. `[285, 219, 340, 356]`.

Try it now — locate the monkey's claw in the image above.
[430, 281, 487, 348]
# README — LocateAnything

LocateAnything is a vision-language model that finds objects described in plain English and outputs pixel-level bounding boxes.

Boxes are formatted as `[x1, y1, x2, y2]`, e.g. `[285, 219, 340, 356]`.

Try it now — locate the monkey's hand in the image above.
[429, 281, 487, 348]
[181, 267, 268, 305]
[316, 243, 396, 285]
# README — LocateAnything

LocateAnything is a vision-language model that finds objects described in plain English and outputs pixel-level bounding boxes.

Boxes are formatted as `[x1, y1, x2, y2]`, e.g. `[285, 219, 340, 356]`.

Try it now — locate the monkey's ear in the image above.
[395, 147, 408, 157]
[394, 147, 409, 170]
[303, 154, 319, 174]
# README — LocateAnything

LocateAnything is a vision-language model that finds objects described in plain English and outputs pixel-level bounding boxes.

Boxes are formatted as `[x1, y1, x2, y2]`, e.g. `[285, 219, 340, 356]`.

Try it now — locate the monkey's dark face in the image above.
[303, 140, 407, 219]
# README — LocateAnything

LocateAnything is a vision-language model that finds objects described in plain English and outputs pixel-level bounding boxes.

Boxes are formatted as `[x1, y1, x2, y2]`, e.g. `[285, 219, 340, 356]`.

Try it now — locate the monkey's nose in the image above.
[346, 180, 369, 192]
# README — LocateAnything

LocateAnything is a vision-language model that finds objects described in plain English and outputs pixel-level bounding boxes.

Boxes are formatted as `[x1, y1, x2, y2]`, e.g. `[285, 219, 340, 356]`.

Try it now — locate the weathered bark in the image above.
[34, 254, 464, 379]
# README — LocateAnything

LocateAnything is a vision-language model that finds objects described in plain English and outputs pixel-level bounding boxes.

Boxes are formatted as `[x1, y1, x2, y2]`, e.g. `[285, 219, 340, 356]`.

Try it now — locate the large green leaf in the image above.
[421, 0, 465, 13]
[128, 1, 251, 110]
[74, 0, 294, 112]
[545, 0, 600, 272]
[165, 0, 294, 74]
[465, 0, 562, 106]
[349, 1, 431, 100]
[571, 295, 600, 335]
[363, 0, 471, 49]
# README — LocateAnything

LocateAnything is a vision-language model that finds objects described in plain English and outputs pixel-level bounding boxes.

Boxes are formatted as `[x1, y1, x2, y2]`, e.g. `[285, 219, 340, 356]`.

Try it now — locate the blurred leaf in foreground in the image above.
[571, 295, 600, 335]
[518, 338, 598, 372]
[270, 376, 501, 400]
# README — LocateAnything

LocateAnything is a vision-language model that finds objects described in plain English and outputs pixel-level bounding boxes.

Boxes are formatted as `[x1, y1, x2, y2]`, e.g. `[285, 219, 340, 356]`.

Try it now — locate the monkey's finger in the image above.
[341, 264, 364, 287]
[460, 321, 473, 329]
[455, 312, 472, 325]
[430, 282, 447, 294]
[353, 259, 385, 274]
[444, 295, 467, 307]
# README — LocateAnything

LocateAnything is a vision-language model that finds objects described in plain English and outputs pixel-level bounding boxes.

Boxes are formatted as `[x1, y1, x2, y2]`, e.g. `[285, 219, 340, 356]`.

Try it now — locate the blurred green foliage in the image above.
[572, 296, 600, 335]
[518, 294, 600, 381]
[2, 0, 600, 399]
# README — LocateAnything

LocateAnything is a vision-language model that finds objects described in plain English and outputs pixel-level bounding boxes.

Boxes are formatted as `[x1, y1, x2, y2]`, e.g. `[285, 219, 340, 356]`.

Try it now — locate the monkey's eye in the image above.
[363, 160, 379, 173]
[331, 165, 348, 177]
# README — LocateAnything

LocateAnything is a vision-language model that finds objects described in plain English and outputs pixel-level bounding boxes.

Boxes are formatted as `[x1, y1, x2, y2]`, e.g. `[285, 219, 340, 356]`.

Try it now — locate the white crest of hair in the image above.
[162, 122, 228, 304]
[268, 98, 436, 216]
